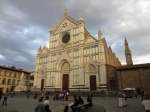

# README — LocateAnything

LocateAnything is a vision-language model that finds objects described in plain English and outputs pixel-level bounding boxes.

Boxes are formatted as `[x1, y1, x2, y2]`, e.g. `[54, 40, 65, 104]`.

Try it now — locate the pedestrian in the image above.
[0, 89, 2, 101]
[35, 98, 45, 112]
[65, 91, 69, 101]
[118, 91, 124, 107]
[44, 96, 51, 112]
[34, 93, 38, 99]
[64, 95, 78, 112]
[87, 94, 93, 107]
[142, 92, 150, 112]
[77, 96, 84, 104]
[122, 92, 127, 107]
[11, 91, 14, 98]
[2, 93, 8, 106]
[141, 91, 145, 101]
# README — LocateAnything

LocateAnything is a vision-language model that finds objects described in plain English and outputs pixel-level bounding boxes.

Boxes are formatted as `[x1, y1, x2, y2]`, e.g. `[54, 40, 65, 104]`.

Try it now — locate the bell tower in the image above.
[124, 38, 133, 65]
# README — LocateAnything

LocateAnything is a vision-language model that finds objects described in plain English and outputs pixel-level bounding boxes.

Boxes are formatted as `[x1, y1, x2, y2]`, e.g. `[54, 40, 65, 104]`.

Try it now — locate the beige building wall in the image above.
[0, 66, 30, 93]
[33, 12, 121, 91]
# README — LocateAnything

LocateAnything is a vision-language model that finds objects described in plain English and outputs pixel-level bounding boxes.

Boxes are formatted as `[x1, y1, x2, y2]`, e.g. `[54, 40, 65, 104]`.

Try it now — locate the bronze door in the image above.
[62, 74, 69, 91]
[90, 75, 97, 90]
[41, 79, 44, 91]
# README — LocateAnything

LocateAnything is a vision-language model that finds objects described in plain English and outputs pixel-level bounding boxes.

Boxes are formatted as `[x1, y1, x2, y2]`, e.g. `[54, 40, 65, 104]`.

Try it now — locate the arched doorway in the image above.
[90, 75, 97, 90]
[61, 61, 70, 91]
[87, 64, 97, 91]
[41, 79, 44, 91]
[62, 74, 69, 91]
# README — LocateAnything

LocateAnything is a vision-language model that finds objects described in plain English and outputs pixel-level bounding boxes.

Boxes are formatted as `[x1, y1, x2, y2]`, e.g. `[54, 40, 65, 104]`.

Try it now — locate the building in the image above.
[33, 11, 121, 91]
[117, 39, 150, 93]
[0, 65, 31, 93]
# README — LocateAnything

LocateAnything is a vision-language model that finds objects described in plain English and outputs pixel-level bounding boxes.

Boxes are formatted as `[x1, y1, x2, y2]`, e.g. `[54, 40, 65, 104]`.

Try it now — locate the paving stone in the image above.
[0, 95, 145, 112]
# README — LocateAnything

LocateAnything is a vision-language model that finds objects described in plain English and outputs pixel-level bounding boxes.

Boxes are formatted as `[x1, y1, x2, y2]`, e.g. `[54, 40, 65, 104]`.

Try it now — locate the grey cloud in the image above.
[0, 0, 150, 70]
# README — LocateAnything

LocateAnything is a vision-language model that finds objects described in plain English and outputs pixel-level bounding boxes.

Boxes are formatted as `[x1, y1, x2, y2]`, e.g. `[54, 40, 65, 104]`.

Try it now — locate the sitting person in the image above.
[64, 95, 78, 112]
[44, 96, 51, 112]
[77, 96, 84, 104]
[35, 98, 45, 112]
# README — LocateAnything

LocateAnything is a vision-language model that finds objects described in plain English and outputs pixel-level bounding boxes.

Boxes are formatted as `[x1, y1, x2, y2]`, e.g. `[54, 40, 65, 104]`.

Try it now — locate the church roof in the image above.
[117, 63, 150, 70]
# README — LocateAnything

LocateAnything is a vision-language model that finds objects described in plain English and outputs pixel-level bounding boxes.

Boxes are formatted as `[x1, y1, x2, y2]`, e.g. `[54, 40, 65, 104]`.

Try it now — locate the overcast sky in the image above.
[0, 0, 150, 71]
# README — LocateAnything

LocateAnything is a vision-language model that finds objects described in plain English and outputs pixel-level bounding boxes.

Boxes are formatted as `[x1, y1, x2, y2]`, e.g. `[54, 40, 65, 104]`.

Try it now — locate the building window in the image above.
[4, 71, 7, 76]
[50, 72, 55, 85]
[73, 69, 79, 83]
[7, 79, 11, 85]
[12, 79, 16, 85]
[14, 73, 17, 78]
[2, 78, 6, 84]
[9, 72, 12, 77]
[19, 74, 21, 79]
[26, 75, 29, 80]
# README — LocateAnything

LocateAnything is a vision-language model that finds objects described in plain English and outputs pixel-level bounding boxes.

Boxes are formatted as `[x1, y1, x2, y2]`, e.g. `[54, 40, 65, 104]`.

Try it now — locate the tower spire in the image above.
[124, 37, 133, 65]
[64, 9, 68, 15]
[98, 29, 103, 39]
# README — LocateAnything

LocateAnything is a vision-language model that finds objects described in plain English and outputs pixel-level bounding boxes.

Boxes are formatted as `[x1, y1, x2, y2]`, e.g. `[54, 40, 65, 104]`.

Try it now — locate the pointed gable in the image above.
[84, 35, 97, 44]
[41, 47, 49, 54]
[53, 14, 78, 33]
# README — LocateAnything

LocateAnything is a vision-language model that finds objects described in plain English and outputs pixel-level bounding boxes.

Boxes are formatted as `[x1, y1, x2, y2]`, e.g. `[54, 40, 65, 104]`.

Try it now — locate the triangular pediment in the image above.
[84, 35, 97, 44]
[41, 47, 49, 54]
[61, 51, 71, 61]
[53, 15, 78, 33]
[85, 57, 97, 72]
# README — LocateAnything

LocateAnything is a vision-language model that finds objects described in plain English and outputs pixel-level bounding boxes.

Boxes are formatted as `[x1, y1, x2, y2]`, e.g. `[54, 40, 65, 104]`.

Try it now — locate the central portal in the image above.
[62, 74, 69, 91]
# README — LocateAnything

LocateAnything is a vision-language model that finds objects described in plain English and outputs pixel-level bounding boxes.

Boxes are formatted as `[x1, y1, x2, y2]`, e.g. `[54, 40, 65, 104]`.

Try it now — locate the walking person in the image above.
[118, 91, 124, 107]
[2, 93, 8, 106]
[122, 92, 127, 107]
[65, 91, 69, 101]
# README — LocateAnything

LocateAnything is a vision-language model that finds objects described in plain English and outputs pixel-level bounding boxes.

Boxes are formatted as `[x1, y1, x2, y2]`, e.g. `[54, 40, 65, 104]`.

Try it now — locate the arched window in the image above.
[7, 79, 11, 85]
[2, 78, 6, 84]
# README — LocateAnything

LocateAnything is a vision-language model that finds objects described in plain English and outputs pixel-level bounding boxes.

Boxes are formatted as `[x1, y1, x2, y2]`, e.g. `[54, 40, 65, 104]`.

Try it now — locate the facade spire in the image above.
[64, 9, 68, 15]
[79, 12, 83, 21]
[98, 29, 103, 39]
[51, 25, 55, 31]
[124, 37, 133, 65]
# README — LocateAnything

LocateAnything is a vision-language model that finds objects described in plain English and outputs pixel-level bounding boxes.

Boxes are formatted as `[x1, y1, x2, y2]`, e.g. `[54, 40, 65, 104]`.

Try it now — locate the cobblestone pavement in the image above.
[0, 95, 145, 112]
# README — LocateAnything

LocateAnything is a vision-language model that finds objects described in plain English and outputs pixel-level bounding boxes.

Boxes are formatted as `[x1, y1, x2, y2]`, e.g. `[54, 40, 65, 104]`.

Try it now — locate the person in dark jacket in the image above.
[2, 93, 8, 106]
[77, 96, 84, 104]
[35, 98, 45, 112]
[64, 95, 78, 112]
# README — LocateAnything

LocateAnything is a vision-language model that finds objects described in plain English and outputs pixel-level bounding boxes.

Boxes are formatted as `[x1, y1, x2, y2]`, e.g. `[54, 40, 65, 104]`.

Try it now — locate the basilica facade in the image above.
[33, 12, 121, 91]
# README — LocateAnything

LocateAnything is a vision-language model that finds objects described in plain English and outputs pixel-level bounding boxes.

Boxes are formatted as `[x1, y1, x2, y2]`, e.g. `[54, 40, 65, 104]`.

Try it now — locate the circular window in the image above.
[62, 34, 70, 43]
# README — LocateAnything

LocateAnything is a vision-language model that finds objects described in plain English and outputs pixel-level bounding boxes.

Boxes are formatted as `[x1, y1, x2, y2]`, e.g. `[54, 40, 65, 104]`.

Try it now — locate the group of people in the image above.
[53, 91, 69, 101]
[64, 95, 84, 112]
[35, 95, 51, 112]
